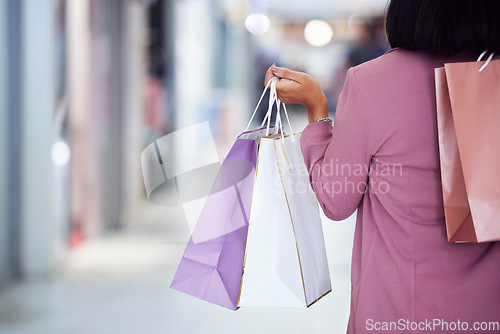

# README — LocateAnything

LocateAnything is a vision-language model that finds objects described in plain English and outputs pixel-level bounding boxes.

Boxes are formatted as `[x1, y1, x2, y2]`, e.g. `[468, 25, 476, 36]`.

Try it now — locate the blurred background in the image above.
[0, 0, 389, 333]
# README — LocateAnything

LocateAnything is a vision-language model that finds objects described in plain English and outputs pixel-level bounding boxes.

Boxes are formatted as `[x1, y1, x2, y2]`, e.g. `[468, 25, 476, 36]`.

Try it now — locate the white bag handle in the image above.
[245, 77, 275, 132]
[268, 80, 294, 142]
[477, 50, 495, 72]
[245, 77, 294, 140]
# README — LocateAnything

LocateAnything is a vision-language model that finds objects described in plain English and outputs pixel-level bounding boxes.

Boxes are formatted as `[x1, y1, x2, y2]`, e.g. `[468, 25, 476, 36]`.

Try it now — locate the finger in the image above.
[264, 65, 276, 87]
[271, 66, 303, 84]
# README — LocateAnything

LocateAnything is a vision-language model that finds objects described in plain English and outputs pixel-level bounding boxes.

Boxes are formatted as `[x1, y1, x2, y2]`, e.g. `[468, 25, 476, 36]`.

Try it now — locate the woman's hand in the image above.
[264, 64, 329, 123]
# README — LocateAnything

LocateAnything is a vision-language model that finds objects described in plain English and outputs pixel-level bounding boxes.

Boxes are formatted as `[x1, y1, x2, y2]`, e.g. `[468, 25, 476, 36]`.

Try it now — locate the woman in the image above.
[265, 1, 500, 333]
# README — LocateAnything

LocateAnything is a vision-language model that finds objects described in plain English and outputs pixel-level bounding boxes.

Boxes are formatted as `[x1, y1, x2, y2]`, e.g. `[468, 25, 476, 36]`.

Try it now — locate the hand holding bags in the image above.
[239, 79, 331, 307]
[435, 52, 500, 242]
[171, 77, 331, 309]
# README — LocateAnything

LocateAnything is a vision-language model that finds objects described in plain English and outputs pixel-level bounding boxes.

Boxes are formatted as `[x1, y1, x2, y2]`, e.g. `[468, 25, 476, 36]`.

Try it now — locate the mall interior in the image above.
[0, 0, 389, 333]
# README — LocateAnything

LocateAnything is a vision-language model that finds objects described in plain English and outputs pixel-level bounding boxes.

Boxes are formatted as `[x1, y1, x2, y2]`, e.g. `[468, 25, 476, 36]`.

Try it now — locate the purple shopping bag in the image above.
[170, 126, 271, 310]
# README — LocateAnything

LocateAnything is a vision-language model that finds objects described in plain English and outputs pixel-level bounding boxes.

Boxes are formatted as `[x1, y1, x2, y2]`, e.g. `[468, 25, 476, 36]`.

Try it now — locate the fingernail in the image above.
[271, 66, 280, 74]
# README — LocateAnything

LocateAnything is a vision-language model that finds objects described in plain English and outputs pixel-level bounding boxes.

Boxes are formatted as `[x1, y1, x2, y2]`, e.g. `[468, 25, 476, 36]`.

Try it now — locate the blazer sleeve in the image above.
[300, 68, 372, 221]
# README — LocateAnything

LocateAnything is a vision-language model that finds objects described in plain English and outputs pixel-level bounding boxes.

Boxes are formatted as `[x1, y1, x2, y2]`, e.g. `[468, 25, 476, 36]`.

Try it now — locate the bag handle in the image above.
[477, 51, 495, 72]
[245, 77, 276, 132]
[245, 77, 294, 140]
[267, 79, 294, 141]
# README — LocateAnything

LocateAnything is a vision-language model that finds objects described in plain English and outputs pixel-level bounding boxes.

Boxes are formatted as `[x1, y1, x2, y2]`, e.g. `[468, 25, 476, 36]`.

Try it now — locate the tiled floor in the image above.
[0, 196, 355, 334]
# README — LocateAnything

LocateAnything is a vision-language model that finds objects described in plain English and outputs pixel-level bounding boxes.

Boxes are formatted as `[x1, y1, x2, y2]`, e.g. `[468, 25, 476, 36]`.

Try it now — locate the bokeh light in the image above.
[245, 14, 271, 35]
[304, 20, 333, 47]
[52, 140, 71, 166]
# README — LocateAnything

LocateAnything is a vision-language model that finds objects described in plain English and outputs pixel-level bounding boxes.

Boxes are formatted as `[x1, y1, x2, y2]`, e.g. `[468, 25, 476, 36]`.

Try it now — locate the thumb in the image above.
[264, 64, 276, 87]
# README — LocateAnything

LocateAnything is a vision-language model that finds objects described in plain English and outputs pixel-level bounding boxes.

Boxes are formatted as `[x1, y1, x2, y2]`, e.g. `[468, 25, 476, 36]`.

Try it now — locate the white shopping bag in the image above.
[238, 129, 331, 308]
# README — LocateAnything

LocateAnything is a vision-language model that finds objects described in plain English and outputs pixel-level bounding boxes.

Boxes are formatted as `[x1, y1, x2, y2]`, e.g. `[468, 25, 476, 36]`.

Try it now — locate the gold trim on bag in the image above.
[264, 131, 302, 140]
[274, 134, 331, 308]
[273, 135, 309, 306]
[306, 289, 332, 309]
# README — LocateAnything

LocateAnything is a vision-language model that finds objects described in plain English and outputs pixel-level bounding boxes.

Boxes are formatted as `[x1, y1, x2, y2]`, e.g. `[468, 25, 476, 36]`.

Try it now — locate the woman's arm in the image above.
[266, 65, 371, 220]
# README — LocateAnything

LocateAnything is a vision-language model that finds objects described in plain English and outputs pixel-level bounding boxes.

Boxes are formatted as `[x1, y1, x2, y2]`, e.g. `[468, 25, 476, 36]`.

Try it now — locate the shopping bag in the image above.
[238, 131, 332, 308]
[170, 126, 269, 310]
[172, 77, 331, 309]
[170, 78, 282, 310]
[435, 52, 500, 242]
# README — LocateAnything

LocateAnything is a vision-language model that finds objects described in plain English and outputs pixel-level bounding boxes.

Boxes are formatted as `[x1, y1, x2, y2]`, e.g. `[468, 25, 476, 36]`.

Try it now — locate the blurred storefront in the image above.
[0, 0, 258, 282]
[0, 0, 387, 332]
[0, 0, 147, 281]
[0, 0, 387, 282]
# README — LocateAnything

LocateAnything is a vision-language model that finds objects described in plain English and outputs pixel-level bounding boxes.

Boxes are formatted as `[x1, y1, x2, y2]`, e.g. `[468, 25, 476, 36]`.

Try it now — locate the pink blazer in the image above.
[300, 48, 500, 333]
